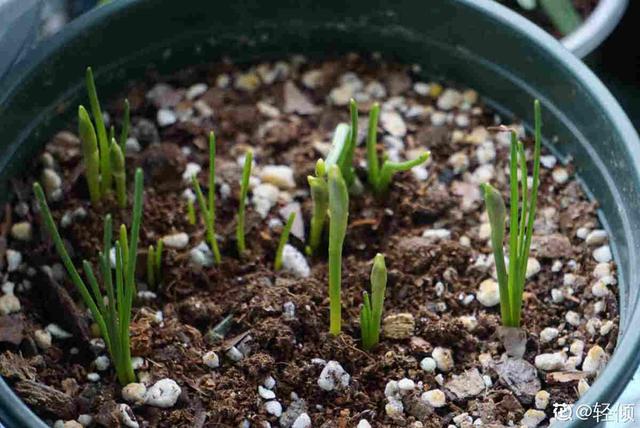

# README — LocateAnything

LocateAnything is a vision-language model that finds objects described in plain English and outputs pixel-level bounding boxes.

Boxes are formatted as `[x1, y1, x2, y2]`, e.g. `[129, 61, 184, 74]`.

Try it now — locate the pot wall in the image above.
[1, 0, 639, 426]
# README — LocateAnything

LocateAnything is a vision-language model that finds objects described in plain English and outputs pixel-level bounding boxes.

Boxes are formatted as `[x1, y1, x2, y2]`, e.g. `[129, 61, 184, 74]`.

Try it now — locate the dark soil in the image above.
[0, 54, 618, 427]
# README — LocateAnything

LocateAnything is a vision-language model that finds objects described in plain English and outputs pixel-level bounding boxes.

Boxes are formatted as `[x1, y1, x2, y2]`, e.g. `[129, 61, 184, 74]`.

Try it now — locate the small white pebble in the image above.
[260, 165, 296, 189]
[281, 244, 310, 278]
[432, 347, 454, 372]
[421, 389, 446, 407]
[593, 245, 612, 263]
[420, 357, 436, 373]
[483, 375, 493, 388]
[77, 415, 92, 427]
[122, 383, 147, 405]
[540, 155, 557, 169]
[264, 400, 282, 417]
[551, 288, 564, 303]
[585, 230, 608, 246]
[226, 346, 244, 362]
[526, 257, 541, 278]
[157, 109, 177, 127]
[521, 409, 546, 428]
[421, 228, 451, 242]
[202, 351, 220, 368]
[398, 378, 415, 392]
[34, 329, 52, 350]
[591, 281, 609, 297]
[263, 375, 276, 390]
[600, 320, 614, 336]
[146, 378, 181, 408]
[534, 353, 566, 371]
[186, 83, 208, 100]
[182, 162, 201, 182]
[539, 327, 559, 344]
[551, 260, 563, 272]
[258, 385, 276, 400]
[0, 293, 20, 315]
[317, 361, 350, 391]
[87, 373, 100, 382]
[385, 397, 404, 418]
[10, 222, 32, 241]
[162, 232, 189, 249]
[535, 390, 550, 409]
[6, 249, 22, 272]
[582, 345, 606, 374]
[565, 311, 581, 327]
[94, 355, 110, 371]
[117, 403, 139, 428]
[292, 413, 312, 428]
[477, 279, 499, 307]
[578, 379, 590, 397]
[45, 323, 72, 339]
[552, 167, 569, 184]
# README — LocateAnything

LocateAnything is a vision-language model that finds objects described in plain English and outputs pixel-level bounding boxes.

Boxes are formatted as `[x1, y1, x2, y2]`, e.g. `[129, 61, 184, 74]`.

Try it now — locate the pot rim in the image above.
[1, 1, 639, 427]
[561, 0, 629, 58]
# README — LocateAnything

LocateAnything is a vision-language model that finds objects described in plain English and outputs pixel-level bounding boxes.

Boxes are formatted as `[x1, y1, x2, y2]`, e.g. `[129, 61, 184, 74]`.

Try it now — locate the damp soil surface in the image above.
[0, 54, 619, 427]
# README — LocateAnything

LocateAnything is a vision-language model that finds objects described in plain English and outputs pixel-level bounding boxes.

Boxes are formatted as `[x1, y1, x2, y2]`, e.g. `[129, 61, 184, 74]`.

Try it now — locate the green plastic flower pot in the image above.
[1, 0, 639, 426]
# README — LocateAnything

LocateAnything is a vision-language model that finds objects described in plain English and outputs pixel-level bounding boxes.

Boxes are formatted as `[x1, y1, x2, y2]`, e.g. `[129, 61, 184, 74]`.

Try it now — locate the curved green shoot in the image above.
[110, 139, 126, 208]
[306, 159, 329, 256]
[78, 105, 101, 204]
[86, 66, 112, 194]
[360, 253, 387, 350]
[236, 150, 253, 255]
[275, 212, 296, 271]
[327, 165, 349, 335]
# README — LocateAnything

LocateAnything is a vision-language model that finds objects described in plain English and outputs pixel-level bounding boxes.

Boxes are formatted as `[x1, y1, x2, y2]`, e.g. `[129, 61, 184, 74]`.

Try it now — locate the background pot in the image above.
[0, 0, 639, 426]
[560, 0, 628, 58]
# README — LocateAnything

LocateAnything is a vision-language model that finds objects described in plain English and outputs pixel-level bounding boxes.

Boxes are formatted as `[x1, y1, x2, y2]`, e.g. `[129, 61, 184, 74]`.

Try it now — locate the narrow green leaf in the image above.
[236, 150, 253, 255]
[78, 105, 101, 203]
[110, 139, 127, 208]
[85, 67, 112, 194]
[327, 165, 349, 335]
[366, 103, 381, 188]
[275, 212, 296, 271]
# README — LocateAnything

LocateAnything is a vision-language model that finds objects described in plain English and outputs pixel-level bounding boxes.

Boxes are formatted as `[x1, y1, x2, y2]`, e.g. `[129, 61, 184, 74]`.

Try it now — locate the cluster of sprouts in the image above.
[33, 69, 544, 388]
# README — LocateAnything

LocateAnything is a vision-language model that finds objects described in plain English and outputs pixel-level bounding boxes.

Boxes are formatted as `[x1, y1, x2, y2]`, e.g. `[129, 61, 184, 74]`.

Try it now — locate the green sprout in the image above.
[360, 253, 387, 350]
[327, 165, 349, 335]
[274, 212, 296, 271]
[481, 100, 541, 328]
[325, 99, 358, 187]
[365, 102, 430, 196]
[147, 238, 163, 289]
[110, 139, 127, 208]
[186, 198, 196, 225]
[33, 168, 144, 385]
[306, 159, 329, 256]
[191, 132, 222, 264]
[236, 149, 253, 255]
[80, 67, 131, 204]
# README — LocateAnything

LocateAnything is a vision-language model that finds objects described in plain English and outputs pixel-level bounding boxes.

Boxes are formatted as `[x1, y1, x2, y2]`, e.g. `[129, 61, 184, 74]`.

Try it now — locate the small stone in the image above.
[77, 415, 92, 427]
[431, 111, 447, 126]
[253, 183, 280, 218]
[421, 228, 451, 242]
[5, 249, 21, 272]
[45, 323, 72, 339]
[182, 162, 201, 182]
[302, 69, 323, 89]
[454, 114, 469, 128]
[458, 315, 478, 331]
[570, 340, 585, 356]
[534, 352, 566, 371]
[420, 357, 437, 373]
[552, 167, 569, 184]
[283, 301, 296, 319]
[317, 361, 350, 391]
[384, 380, 399, 398]
[551, 288, 564, 303]
[380, 111, 407, 138]
[521, 409, 546, 428]
[432, 347, 454, 372]
[94, 355, 110, 371]
[156, 109, 177, 127]
[122, 383, 147, 405]
[477, 279, 499, 307]
[421, 389, 446, 408]
[259, 385, 276, 400]
[525, 258, 541, 278]
[63, 422, 83, 428]
[535, 390, 550, 409]
[87, 373, 100, 382]
[593, 245, 612, 263]
[328, 85, 353, 106]
[34, 329, 52, 350]
[540, 155, 557, 169]
[585, 229, 607, 246]
[117, 403, 139, 428]
[186, 83, 207, 100]
[382, 313, 415, 339]
[202, 351, 220, 368]
[357, 420, 372, 428]
[10, 222, 32, 241]
[235, 72, 261, 92]
[453, 413, 473, 426]
[582, 345, 606, 374]
[593, 263, 611, 278]
[494, 358, 541, 404]
[445, 368, 485, 399]
[42, 168, 62, 195]
[551, 260, 563, 272]
[398, 378, 415, 392]
[281, 245, 310, 278]
[226, 346, 244, 362]
[476, 141, 496, 164]
[146, 378, 181, 408]
[0, 294, 20, 315]
[292, 413, 311, 428]
[385, 397, 404, 418]
[448, 151, 469, 174]
[539, 327, 559, 344]
[565, 311, 581, 327]
[600, 320, 614, 336]
[283, 81, 318, 115]
[162, 232, 189, 249]
[578, 378, 590, 397]
[437, 89, 462, 110]
[591, 281, 609, 297]
[260, 165, 296, 189]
